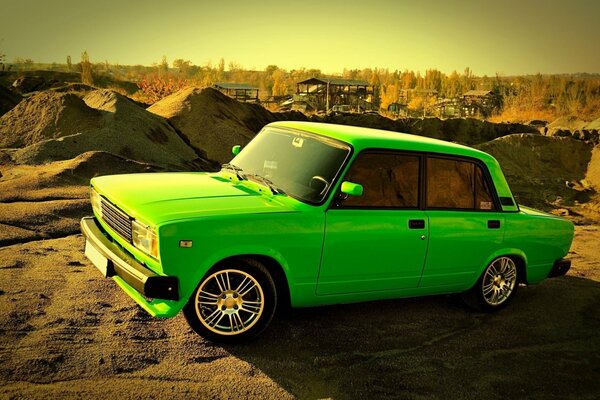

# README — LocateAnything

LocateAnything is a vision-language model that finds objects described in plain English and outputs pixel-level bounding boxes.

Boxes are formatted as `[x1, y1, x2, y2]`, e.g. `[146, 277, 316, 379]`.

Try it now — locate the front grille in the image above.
[100, 198, 132, 242]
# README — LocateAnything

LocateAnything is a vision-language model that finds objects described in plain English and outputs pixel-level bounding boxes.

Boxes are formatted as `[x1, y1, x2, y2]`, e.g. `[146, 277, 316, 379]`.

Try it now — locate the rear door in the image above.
[420, 156, 505, 288]
[317, 151, 429, 295]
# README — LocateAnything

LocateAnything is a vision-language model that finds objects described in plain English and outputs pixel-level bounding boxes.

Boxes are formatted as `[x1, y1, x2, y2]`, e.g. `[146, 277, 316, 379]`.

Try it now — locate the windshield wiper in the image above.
[221, 163, 245, 180]
[245, 174, 285, 195]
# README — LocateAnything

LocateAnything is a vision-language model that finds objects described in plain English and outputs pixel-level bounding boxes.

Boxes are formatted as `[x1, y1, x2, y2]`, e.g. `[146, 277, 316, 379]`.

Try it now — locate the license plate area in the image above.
[85, 240, 113, 277]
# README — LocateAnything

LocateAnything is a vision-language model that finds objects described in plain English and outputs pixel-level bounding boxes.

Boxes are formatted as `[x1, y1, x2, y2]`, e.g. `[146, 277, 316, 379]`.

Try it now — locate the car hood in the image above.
[91, 172, 299, 225]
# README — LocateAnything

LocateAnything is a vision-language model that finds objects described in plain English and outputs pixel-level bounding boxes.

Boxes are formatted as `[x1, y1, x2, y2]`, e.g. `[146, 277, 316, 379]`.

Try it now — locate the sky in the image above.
[1, 0, 599, 75]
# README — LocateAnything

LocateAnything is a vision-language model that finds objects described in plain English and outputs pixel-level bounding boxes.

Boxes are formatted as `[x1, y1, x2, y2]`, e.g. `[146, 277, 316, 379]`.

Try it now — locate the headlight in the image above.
[90, 187, 102, 217]
[132, 220, 159, 259]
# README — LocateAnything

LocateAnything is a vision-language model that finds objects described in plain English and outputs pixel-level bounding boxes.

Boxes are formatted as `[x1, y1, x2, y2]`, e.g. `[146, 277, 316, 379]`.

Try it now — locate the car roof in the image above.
[267, 121, 493, 162]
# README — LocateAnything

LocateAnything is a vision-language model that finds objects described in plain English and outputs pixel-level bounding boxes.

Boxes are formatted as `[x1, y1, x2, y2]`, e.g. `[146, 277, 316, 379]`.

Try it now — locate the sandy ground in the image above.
[0, 225, 599, 399]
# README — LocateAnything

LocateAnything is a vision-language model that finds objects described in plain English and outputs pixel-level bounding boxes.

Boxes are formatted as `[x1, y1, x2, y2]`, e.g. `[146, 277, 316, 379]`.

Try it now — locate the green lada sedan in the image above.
[81, 121, 574, 342]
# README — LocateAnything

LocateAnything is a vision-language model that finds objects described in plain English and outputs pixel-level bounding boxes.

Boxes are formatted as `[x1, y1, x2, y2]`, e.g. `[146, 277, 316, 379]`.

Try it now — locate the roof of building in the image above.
[297, 77, 370, 86]
[213, 82, 258, 90]
[265, 121, 493, 162]
[463, 90, 493, 96]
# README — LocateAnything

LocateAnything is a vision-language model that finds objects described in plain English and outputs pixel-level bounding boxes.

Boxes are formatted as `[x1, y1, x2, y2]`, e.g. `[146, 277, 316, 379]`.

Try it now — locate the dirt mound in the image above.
[3, 89, 209, 170]
[0, 86, 21, 116]
[0, 151, 160, 203]
[547, 115, 589, 135]
[476, 134, 593, 208]
[148, 87, 306, 164]
[313, 115, 538, 145]
[314, 113, 401, 132]
[586, 146, 600, 190]
[0, 91, 103, 148]
[404, 117, 538, 144]
[0, 151, 168, 245]
[1, 71, 82, 93]
[51, 83, 97, 93]
[11, 76, 49, 93]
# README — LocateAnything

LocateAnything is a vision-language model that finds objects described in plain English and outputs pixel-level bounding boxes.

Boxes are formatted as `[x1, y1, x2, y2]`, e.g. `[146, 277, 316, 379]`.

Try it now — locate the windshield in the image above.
[229, 127, 351, 204]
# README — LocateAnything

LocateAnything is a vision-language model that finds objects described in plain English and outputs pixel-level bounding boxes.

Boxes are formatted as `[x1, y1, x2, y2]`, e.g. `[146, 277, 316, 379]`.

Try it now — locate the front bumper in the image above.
[548, 258, 571, 278]
[80, 216, 179, 301]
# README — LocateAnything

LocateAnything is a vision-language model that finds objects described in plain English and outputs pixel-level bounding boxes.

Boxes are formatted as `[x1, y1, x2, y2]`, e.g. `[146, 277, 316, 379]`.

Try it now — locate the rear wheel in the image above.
[183, 259, 277, 343]
[462, 256, 519, 312]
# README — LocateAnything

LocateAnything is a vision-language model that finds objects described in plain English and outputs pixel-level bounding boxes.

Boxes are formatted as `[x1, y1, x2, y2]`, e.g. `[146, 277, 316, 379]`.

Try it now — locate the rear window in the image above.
[426, 157, 495, 210]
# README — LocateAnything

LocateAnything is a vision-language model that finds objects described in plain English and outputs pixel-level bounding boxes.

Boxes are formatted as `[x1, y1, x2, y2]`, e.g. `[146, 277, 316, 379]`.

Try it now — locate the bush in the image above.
[137, 75, 187, 103]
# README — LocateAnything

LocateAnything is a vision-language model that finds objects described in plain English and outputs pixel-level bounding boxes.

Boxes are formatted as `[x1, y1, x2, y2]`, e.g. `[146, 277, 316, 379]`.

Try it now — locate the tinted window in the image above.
[426, 157, 494, 210]
[341, 152, 420, 208]
[232, 127, 350, 204]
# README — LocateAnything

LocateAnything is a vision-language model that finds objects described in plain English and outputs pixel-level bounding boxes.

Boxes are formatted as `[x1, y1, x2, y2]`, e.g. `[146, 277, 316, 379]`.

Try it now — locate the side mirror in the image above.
[340, 181, 363, 197]
[232, 145, 241, 155]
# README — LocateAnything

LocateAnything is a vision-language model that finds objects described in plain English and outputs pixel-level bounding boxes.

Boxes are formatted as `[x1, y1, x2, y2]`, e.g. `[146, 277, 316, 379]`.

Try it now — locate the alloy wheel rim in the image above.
[482, 257, 517, 306]
[195, 269, 265, 335]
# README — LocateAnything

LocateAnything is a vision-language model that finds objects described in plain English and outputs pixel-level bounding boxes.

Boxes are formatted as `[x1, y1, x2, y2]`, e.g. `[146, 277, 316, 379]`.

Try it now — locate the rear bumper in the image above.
[80, 216, 179, 301]
[548, 258, 571, 278]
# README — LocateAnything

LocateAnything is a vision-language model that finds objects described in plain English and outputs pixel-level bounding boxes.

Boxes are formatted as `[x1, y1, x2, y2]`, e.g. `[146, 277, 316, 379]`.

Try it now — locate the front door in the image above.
[317, 151, 428, 295]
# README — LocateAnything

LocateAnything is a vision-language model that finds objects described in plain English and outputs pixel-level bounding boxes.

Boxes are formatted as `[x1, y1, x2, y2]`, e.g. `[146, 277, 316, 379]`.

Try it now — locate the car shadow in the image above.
[225, 276, 600, 399]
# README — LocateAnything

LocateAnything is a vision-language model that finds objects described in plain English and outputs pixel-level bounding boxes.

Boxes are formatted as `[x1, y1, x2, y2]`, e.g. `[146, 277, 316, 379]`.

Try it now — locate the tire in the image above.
[462, 256, 519, 312]
[183, 258, 277, 344]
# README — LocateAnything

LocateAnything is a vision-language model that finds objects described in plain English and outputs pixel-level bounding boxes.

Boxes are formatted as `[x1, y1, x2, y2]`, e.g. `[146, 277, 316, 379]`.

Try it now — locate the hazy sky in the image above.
[1, 0, 599, 75]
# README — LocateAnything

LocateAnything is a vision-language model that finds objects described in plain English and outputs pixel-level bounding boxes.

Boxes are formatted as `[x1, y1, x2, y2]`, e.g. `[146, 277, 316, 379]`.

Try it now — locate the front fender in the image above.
[181, 245, 292, 304]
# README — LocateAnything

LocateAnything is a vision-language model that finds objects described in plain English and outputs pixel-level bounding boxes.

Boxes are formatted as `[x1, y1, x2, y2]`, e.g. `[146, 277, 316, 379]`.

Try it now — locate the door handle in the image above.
[488, 220, 501, 229]
[408, 219, 425, 229]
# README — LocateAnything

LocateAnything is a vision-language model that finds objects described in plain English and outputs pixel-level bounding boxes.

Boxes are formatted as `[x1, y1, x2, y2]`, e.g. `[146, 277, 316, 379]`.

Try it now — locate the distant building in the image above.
[434, 98, 463, 118]
[212, 83, 259, 102]
[387, 102, 409, 117]
[294, 77, 378, 112]
[461, 90, 500, 117]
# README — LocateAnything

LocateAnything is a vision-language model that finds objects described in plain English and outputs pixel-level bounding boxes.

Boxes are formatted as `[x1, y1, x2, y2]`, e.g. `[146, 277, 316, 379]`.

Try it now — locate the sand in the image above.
[0, 89, 211, 170]
[476, 134, 594, 210]
[1, 85, 599, 398]
[0, 229, 598, 399]
[0, 91, 103, 148]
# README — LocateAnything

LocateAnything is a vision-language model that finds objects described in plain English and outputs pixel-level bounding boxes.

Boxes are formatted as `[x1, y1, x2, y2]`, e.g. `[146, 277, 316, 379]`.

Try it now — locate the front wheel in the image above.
[462, 256, 519, 312]
[183, 259, 277, 343]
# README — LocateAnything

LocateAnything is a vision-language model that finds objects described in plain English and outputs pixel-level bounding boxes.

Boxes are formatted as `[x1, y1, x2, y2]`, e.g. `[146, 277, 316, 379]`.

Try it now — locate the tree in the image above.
[66, 55, 72, 71]
[81, 51, 94, 85]
[0, 38, 5, 65]
[159, 55, 169, 75]
[173, 58, 192, 75]
[271, 69, 287, 97]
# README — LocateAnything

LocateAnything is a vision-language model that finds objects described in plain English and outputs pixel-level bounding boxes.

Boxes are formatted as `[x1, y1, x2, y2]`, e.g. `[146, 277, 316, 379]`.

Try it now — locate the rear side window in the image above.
[426, 157, 495, 210]
[341, 152, 420, 208]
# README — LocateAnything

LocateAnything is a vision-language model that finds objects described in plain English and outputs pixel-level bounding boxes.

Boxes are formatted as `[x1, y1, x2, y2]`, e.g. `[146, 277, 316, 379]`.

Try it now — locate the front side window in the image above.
[231, 127, 351, 204]
[340, 152, 420, 208]
[426, 157, 495, 210]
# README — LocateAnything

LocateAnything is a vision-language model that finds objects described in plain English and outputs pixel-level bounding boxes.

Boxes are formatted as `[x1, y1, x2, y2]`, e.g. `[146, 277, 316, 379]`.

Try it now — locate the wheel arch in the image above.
[480, 248, 528, 284]
[209, 254, 292, 310]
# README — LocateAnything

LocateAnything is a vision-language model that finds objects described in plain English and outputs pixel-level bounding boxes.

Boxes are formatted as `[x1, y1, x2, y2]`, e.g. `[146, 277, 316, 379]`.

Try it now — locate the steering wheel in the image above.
[309, 175, 330, 196]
